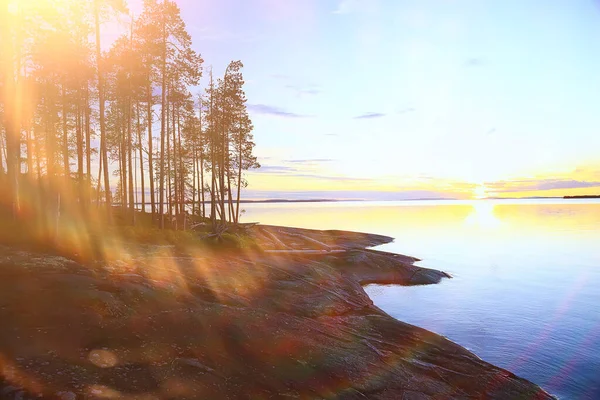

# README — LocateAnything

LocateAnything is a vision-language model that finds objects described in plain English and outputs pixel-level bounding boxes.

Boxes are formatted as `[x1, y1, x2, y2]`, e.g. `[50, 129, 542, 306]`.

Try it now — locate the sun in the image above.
[473, 185, 488, 199]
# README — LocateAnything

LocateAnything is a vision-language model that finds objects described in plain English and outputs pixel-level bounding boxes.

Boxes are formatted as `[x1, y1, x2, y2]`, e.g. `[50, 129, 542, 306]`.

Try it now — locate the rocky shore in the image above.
[0, 225, 555, 399]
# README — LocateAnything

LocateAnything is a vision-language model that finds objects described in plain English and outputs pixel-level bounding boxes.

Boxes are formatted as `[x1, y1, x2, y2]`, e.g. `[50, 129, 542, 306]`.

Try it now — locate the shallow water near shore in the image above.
[242, 199, 600, 400]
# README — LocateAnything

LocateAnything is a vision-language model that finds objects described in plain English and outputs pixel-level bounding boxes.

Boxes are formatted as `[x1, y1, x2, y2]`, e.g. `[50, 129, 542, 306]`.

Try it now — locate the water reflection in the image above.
[243, 199, 600, 399]
[464, 201, 501, 229]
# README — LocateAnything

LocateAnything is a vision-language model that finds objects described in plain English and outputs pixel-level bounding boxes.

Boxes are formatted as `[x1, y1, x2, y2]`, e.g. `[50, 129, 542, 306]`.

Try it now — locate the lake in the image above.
[242, 199, 600, 400]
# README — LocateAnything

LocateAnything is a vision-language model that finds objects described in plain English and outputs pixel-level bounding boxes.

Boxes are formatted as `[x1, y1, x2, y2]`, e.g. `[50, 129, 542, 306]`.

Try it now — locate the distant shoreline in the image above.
[121, 196, 600, 206]
[563, 195, 600, 199]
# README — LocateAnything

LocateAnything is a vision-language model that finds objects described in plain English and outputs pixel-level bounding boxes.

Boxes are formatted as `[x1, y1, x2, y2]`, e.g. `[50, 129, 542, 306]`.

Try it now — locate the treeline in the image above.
[0, 0, 259, 232]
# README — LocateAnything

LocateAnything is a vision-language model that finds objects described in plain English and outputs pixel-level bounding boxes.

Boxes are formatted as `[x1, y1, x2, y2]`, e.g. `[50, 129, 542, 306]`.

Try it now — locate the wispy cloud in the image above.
[465, 57, 486, 67]
[241, 189, 463, 201]
[252, 162, 366, 182]
[285, 84, 321, 97]
[354, 112, 386, 119]
[247, 104, 310, 118]
[255, 165, 298, 174]
[284, 158, 334, 164]
[397, 108, 416, 115]
[269, 74, 322, 97]
[290, 174, 370, 182]
[487, 179, 600, 193]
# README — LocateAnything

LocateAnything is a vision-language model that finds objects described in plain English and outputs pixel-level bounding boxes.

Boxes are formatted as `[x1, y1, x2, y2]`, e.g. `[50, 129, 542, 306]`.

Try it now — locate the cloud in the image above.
[254, 165, 298, 174]
[397, 108, 416, 115]
[241, 189, 462, 201]
[289, 174, 370, 182]
[269, 75, 322, 97]
[354, 112, 386, 119]
[247, 104, 310, 118]
[285, 84, 321, 97]
[465, 57, 486, 67]
[487, 179, 600, 193]
[284, 159, 334, 164]
[252, 162, 367, 182]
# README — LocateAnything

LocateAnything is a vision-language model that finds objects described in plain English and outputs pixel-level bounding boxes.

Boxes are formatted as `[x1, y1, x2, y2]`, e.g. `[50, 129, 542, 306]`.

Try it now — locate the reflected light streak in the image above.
[464, 201, 501, 229]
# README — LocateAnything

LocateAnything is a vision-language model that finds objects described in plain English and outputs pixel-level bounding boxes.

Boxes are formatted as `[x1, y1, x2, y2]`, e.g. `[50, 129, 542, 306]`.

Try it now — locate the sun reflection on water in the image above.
[464, 201, 502, 229]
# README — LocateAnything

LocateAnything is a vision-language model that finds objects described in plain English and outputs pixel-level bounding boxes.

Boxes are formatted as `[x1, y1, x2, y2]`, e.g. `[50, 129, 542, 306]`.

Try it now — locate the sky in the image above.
[115, 0, 600, 200]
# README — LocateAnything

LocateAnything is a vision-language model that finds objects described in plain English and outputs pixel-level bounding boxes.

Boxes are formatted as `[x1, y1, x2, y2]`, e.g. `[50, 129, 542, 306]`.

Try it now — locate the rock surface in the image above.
[0, 227, 555, 399]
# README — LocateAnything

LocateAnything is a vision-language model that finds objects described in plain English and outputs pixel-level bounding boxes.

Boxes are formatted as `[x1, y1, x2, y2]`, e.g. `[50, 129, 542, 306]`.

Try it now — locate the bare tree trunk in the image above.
[76, 96, 84, 207]
[95, 0, 112, 213]
[191, 146, 196, 217]
[200, 154, 205, 218]
[0, 4, 19, 218]
[146, 82, 155, 217]
[118, 123, 126, 208]
[61, 84, 69, 180]
[236, 138, 242, 224]
[35, 128, 41, 178]
[26, 126, 33, 175]
[127, 18, 135, 224]
[171, 100, 178, 229]
[128, 101, 135, 224]
[158, 14, 167, 229]
[137, 102, 145, 213]
[166, 94, 172, 221]
[96, 143, 103, 205]
[219, 122, 227, 224]
[85, 85, 91, 201]
[227, 170, 234, 223]
[0, 125, 5, 179]
[177, 106, 184, 221]
[198, 99, 205, 219]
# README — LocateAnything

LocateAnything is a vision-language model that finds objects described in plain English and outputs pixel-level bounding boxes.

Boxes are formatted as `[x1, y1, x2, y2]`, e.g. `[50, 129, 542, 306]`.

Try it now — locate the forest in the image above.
[0, 0, 259, 235]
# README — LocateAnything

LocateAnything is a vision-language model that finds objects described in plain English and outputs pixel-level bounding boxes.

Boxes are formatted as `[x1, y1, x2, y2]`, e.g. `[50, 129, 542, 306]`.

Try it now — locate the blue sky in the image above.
[118, 0, 600, 199]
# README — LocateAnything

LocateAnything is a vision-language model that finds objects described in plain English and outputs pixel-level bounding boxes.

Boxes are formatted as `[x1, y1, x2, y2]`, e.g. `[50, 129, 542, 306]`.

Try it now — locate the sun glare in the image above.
[465, 201, 501, 228]
[474, 185, 488, 199]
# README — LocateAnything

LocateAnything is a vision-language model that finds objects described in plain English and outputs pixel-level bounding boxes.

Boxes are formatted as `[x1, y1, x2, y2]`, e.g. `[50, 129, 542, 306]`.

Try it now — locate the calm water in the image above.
[242, 199, 600, 399]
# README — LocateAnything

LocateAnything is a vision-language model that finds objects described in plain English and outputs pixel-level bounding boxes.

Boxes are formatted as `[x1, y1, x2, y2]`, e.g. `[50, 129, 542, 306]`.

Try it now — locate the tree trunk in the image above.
[128, 100, 135, 224]
[236, 137, 242, 224]
[137, 102, 145, 213]
[95, 0, 112, 212]
[61, 84, 69, 180]
[76, 96, 84, 207]
[1, 2, 20, 218]
[191, 146, 196, 217]
[171, 99, 177, 229]
[177, 105, 184, 219]
[26, 126, 33, 175]
[146, 82, 155, 217]
[127, 19, 135, 224]
[166, 99, 172, 222]
[198, 98, 205, 219]
[200, 153, 205, 218]
[158, 13, 167, 229]
[85, 85, 91, 205]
